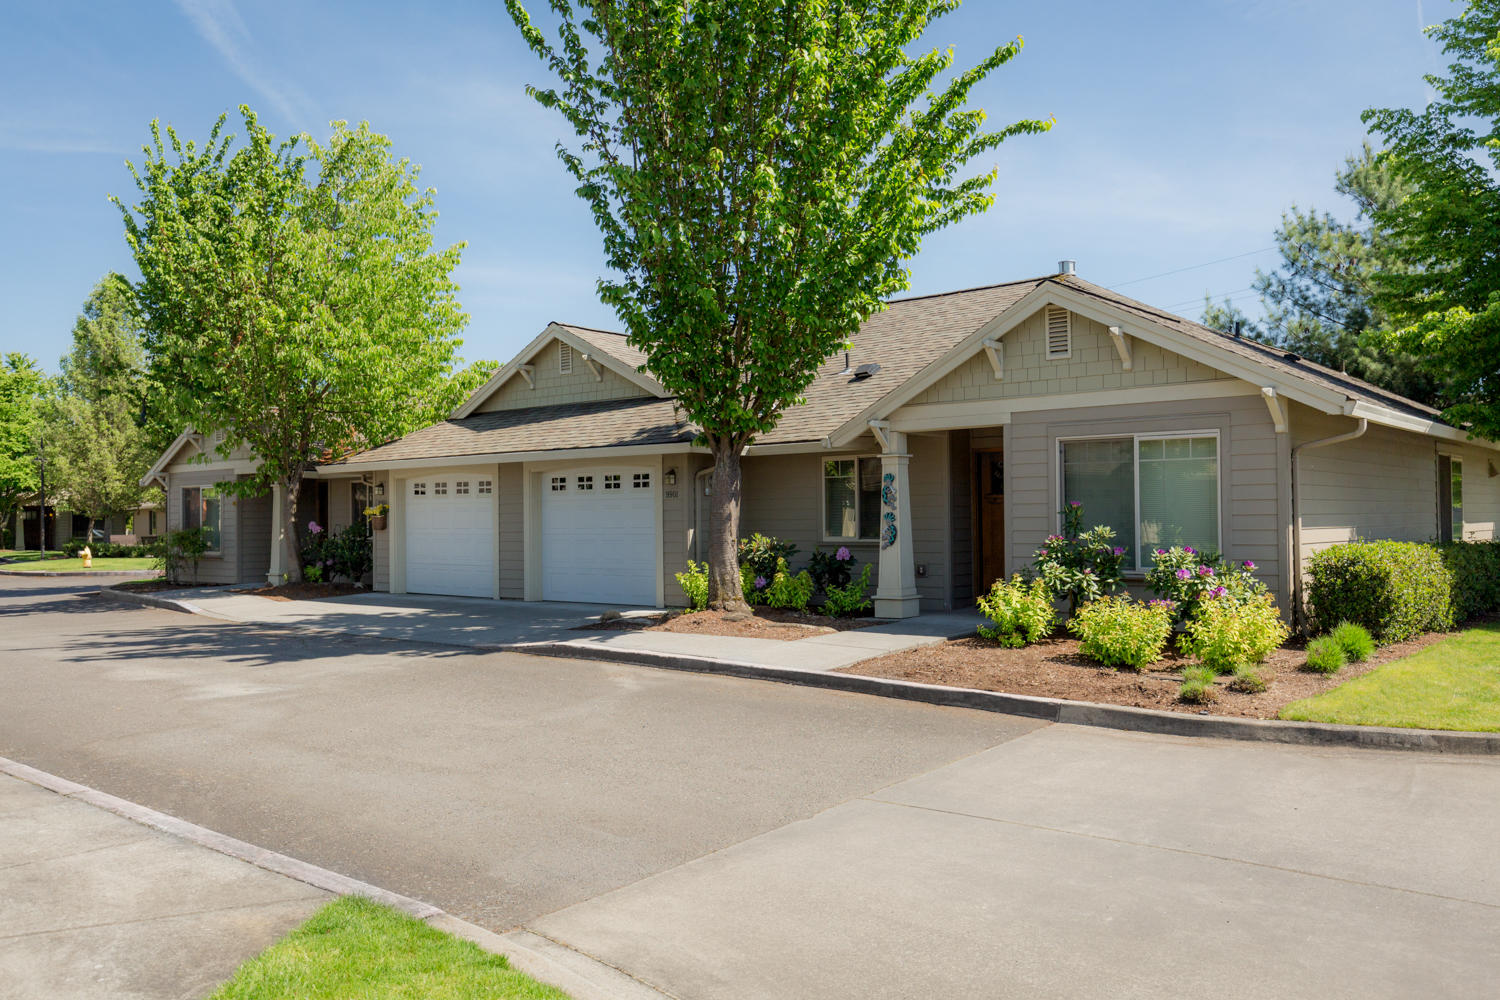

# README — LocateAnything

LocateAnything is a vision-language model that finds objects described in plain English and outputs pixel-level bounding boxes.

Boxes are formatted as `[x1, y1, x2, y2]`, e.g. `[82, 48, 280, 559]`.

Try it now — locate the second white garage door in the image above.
[404, 476, 497, 598]
[541, 467, 657, 606]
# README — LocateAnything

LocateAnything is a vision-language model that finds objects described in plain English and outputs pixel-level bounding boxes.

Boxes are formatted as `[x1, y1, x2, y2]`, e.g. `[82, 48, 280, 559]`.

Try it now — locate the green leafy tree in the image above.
[115, 107, 471, 579]
[506, 0, 1051, 608]
[0, 354, 46, 546]
[1360, 0, 1500, 438]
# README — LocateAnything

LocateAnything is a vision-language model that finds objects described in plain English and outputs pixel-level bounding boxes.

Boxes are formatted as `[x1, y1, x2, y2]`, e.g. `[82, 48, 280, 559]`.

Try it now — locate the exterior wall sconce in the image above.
[664, 468, 677, 486]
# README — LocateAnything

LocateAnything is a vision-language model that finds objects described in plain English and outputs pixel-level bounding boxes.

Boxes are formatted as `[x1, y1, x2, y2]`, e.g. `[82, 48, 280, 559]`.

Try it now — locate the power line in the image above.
[1108, 247, 1277, 289]
[1164, 286, 1259, 311]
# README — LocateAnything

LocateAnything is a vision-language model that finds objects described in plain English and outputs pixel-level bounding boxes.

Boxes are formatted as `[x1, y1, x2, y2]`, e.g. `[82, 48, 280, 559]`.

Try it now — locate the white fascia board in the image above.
[451, 323, 668, 419]
[318, 441, 706, 475]
[139, 429, 203, 487]
[743, 440, 830, 456]
[886, 381, 1262, 434]
[1347, 401, 1500, 452]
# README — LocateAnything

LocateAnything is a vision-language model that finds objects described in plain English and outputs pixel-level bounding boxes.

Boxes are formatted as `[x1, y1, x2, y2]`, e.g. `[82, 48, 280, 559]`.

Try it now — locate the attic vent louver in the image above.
[559, 342, 574, 375]
[850, 363, 881, 382]
[1045, 306, 1072, 359]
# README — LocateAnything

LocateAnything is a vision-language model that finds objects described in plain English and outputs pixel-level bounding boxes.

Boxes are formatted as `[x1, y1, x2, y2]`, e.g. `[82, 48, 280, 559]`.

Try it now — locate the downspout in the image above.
[1290, 417, 1368, 632]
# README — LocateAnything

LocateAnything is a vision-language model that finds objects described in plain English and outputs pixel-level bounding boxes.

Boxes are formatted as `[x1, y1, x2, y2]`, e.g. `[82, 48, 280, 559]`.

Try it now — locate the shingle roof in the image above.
[559, 323, 651, 373]
[338, 397, 695, 467]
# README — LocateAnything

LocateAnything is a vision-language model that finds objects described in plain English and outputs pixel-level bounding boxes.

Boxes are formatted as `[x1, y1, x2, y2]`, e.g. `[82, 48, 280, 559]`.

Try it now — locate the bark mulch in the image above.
[242, 582, 365, 602]
[838, 628, 1459, 718]
[578, 608, 881, 641]
[111, 579, 211, 594]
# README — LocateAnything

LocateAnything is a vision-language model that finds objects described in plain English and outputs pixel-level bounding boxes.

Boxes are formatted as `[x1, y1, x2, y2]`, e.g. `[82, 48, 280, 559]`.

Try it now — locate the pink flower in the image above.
[1154, 548, 1166, 556]
[835, 546, 851, 561]
[308, 521, 323, 535]
[1183, 546, 1195, 555]
[1113, 547, 1125, 556]
[1039, 548, 1049, 557]
[1197, 565, 1213, 577]
[1068, 501, 1082, 508]
[1243, 560, 1256, 570]
[1175, 568, 1191, 581]
[1082, 568, 1094, 575]
[1209, 586, 1227, 598]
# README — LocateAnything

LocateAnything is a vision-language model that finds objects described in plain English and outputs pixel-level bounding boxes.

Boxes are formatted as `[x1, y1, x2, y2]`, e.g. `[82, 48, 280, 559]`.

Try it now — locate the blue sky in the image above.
[1, 0, 1452, 373]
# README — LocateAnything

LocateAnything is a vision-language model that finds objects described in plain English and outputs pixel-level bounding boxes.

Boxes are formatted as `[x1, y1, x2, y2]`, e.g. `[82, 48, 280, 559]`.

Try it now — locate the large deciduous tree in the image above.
[0, 353, 46, 546]
[506, 0, 1051, 609]
[115, 108, 472, 578]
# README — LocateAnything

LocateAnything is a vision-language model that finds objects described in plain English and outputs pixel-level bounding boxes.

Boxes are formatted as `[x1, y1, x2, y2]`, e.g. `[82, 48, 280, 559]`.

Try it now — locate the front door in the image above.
[977, 450, 1005, 592]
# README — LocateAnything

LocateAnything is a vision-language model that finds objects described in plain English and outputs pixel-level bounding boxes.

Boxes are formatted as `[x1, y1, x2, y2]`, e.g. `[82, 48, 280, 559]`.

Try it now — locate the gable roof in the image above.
[140, 430, 204, 488]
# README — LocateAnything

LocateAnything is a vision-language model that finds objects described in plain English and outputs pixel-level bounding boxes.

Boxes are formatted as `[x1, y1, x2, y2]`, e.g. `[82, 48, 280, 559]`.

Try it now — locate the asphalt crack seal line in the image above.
[0, 755, 673, 1000]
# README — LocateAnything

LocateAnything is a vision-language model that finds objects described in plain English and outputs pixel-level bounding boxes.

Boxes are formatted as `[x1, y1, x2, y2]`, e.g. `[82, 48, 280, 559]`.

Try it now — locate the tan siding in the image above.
[949, 429, 974, 604]
[1006, 394, 1285, 605]
[911, 309, 1233, 407]
[327, 480, 352, 533]
[476, 339, 651, 412]
[909, 432, 951, 610]
[165, 469, 241, 585]
[661, 458, 697, 606]
[498, 463, 524, 598]
[741, 450, 881, 593]
[1455, 442, 1500, 540]
[236, 486, 272, 583]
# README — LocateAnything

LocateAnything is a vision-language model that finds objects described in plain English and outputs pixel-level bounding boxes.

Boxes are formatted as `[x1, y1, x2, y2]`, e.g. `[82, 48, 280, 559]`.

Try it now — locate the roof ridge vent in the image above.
[1057, 259, 1077, 275]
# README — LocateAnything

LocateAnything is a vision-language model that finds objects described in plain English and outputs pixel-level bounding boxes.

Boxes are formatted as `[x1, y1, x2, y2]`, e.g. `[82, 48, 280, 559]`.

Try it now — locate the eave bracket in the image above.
[981, 338, 1004, 380]
[1261, 386, 1289, 434]
[1108, 326, 1133, 371]
[517, 364, 535, 389]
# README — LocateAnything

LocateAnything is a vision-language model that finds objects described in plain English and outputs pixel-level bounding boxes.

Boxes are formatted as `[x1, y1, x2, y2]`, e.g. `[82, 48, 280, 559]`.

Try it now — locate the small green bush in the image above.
[1227, 664, 1268, 693]
[822, 563, 873, 617]
[676, 561, 709, 610]
[1179, 594, 1291, 674]
[977, 575, 1057, 648]
[1329, 621, 1375, 663]
[1307, 541, 1454, 643]
[737, 533, 798, 584]
[1068, 595, 1175, 671]
[1436, 540, 1500, 622]
[1305, 636, 1347, 674]
[1180, 665, 1218, 703]
[763, 558, 815, 611]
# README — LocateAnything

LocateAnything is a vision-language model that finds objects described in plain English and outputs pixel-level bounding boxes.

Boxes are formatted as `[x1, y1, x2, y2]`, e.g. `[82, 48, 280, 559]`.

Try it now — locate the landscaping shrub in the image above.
[1307, 541, 1454, 642]
[1033, 502, 1127, 614]
[1178, 594, 1291, 674]
[737, 533, 798, 585]
[1227, 664, 1268, 694]
[1304, 636, 1347, 674]
[1436, 540, 1500, 622]
[976, 575, 1056, 648]
[822, 563, 873, 617]
[1179, 665, 1217, 703]
[763, 558, 815, 611]
[1329, 621, 1375, 663]
[807, 546, 856, 593]
[1068, 595, 1175, 671]
[157, 527, 210, 584]
[1145, 547, 1265, 622]
[676, 561, 709, 610]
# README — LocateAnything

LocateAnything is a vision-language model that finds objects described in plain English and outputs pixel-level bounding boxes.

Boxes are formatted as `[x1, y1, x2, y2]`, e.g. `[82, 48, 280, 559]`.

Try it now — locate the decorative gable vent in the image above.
[1045, 306, 1072, 360]
[559, 342, 574, 375]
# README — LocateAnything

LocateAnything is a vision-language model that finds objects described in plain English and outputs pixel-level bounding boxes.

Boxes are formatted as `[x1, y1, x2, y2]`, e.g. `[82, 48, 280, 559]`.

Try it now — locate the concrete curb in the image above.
[510, 641, 1500, 756]
[0, 755, 674, 1000]
[0, 568, 161, 577]
[95, 585, 212, 617]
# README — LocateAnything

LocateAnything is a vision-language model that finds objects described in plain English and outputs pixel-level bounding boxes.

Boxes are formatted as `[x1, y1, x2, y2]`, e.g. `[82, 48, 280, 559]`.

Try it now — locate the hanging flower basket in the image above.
[369, 514, 388, 531]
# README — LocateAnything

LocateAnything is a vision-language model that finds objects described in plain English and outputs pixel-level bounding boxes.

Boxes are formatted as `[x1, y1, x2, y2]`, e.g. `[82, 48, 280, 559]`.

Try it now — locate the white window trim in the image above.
[1438, 452, 1464, 540]
[820, 454, 882, 544]
[181, 485, 224, 557]
[1057, 429, 1222, 573]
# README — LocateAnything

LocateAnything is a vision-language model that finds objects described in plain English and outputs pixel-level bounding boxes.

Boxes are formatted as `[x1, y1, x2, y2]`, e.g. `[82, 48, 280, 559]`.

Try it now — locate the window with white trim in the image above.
[823, 457, 881, 541]
[577, 475, 594, 491]
[1060, 433, 1219, 570]
[180, 486, 222, 552]
[550, 476, 567, 492]
[477, 480, 493, 495]
[559, 342, 574, 375]
[1439, 456, 1463, 541]
[632, 472, 652, 489]
[455, 481, 470, 495]
[434, 481, 448, 495]
[603, 474, 621, 490]
[1045, 305, 1072, 360]
[412, 482, 427, 496]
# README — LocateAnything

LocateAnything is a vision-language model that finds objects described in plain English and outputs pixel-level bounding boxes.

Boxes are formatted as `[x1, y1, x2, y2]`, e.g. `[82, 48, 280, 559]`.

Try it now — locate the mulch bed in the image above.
[838, 628, 1460, 718]
[110, 579, 203, 594]
[578, 608, 882, 641]
[242, 582, 365, 602]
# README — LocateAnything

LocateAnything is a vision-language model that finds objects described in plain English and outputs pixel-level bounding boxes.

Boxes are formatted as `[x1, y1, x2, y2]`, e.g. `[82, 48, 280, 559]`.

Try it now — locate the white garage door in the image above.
[404, 476, 497, 598]
[541, 467, 657, 606]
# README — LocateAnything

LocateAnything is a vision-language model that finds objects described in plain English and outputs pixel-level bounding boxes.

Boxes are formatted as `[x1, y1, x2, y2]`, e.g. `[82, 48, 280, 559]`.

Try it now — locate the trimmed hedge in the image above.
[1307, 541, 1454, 643]
[1436, 540, 1500, 623]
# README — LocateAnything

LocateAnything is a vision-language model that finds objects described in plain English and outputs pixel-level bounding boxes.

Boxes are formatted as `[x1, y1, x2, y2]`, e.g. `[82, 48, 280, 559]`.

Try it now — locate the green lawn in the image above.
[1, 555, 160, 573]
[1281, 623, 1500, 732]
[209, 897, 570, 1000]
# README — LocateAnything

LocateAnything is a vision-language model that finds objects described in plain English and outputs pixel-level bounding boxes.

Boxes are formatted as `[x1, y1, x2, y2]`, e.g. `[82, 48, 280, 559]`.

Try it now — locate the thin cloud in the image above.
[172, 0, 314, 127]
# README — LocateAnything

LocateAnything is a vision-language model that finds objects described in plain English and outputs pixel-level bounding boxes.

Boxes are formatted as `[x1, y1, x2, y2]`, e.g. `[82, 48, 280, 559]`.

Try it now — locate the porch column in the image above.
[873, 427, 922, 619]
[267, 483, 286, 584]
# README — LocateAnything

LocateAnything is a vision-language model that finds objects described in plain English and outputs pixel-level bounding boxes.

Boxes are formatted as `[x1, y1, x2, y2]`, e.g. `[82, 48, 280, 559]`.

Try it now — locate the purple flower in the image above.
[1209, 586, 1227, 598]
[1068, 501, 1082, 508]
[1197, 565, 1213, 577]
[1154, 548, 1166, 556]
[1038, 548, 1049, 557]
[835, 546, 851, 561]
[1243, 560, 1256, 570]
[1175, 568, 1191, 581]
[754, 575, 767, 590]
[1183, 546, 1195, 555]
[1112, 547, 1125, 556]
[308, 521, 322, 535]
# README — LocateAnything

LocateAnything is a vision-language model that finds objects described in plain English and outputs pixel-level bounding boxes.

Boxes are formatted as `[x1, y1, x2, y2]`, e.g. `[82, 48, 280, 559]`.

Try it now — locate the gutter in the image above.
[1290, 416, 1368, 632]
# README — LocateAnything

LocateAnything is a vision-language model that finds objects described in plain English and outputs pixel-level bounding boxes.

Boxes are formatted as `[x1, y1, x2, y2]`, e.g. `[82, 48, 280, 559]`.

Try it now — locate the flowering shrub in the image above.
[738, 533, 798, 585]
[676, 561, 709, 610]
[807, 546, 856, 592]
[1068, 595, 1175, 670]
[822, 563, 873, 617]
[299, 521, 371, 583]
[1145, 547, 1264, 621]
[763, 558, 815, 611]
[1033, 502, 1126, 615]
[977, 575, 1057, 648]
[1178, 594, 1290, 674]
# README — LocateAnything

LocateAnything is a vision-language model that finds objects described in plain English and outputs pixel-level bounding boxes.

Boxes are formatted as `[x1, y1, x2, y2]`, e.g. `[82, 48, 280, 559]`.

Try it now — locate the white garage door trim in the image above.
[404, 474, 498, 599]
[540, 465, 658, 606]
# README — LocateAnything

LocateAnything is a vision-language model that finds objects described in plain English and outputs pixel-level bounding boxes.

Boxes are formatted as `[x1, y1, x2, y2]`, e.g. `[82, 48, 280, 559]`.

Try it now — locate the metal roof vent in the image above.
[1057, 259, 1077, 275]
[850, 363, 881, 382]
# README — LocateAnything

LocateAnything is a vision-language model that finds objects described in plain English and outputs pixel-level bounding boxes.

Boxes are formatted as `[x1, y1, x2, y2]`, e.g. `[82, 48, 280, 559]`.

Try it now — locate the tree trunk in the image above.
[706, 438, 749, 613]
[283, 474, 304, 584]
[85, 516, 95, 548]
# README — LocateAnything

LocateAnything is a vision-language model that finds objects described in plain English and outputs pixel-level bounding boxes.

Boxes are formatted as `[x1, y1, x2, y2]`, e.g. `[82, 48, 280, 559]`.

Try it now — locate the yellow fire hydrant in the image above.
[81, 546, 92, 569]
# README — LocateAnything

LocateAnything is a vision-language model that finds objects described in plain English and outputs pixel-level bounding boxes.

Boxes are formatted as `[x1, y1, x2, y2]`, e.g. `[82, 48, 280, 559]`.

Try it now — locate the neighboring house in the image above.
[140, 430, 373, 584]
[315, 268, 1491, 616]
[9, 500, 90, 551]
[102, 499, 162, 545]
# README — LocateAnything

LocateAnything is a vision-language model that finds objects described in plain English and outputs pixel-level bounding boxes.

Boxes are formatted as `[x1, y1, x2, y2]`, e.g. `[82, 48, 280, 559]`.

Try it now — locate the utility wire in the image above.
[1164, 286, 1259, 311]
[1108, 247, 1277, 288]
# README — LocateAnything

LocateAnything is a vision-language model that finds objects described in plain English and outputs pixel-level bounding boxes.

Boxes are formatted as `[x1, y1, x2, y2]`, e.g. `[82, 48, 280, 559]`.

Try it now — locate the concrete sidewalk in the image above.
[0, 772, 329, 1000]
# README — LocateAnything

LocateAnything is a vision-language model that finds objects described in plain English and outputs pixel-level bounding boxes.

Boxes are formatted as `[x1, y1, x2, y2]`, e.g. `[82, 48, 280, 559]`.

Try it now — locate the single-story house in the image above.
[300, 267, 1498, 618]
[140, 430, 373, 585]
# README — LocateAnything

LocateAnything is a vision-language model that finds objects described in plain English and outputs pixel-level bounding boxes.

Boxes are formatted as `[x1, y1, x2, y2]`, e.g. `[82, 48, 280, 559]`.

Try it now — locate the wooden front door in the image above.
[977, 450, 1005, 591]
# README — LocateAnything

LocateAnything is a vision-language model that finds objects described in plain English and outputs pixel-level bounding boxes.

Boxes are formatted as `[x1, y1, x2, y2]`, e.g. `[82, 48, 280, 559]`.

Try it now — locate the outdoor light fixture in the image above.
[374, 482, 386, 498]
[665, 468, 677, 486]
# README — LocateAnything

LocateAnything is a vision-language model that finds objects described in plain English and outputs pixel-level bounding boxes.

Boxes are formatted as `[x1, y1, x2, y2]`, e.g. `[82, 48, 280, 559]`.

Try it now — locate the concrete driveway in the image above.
[3, 575, 1498, 999]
